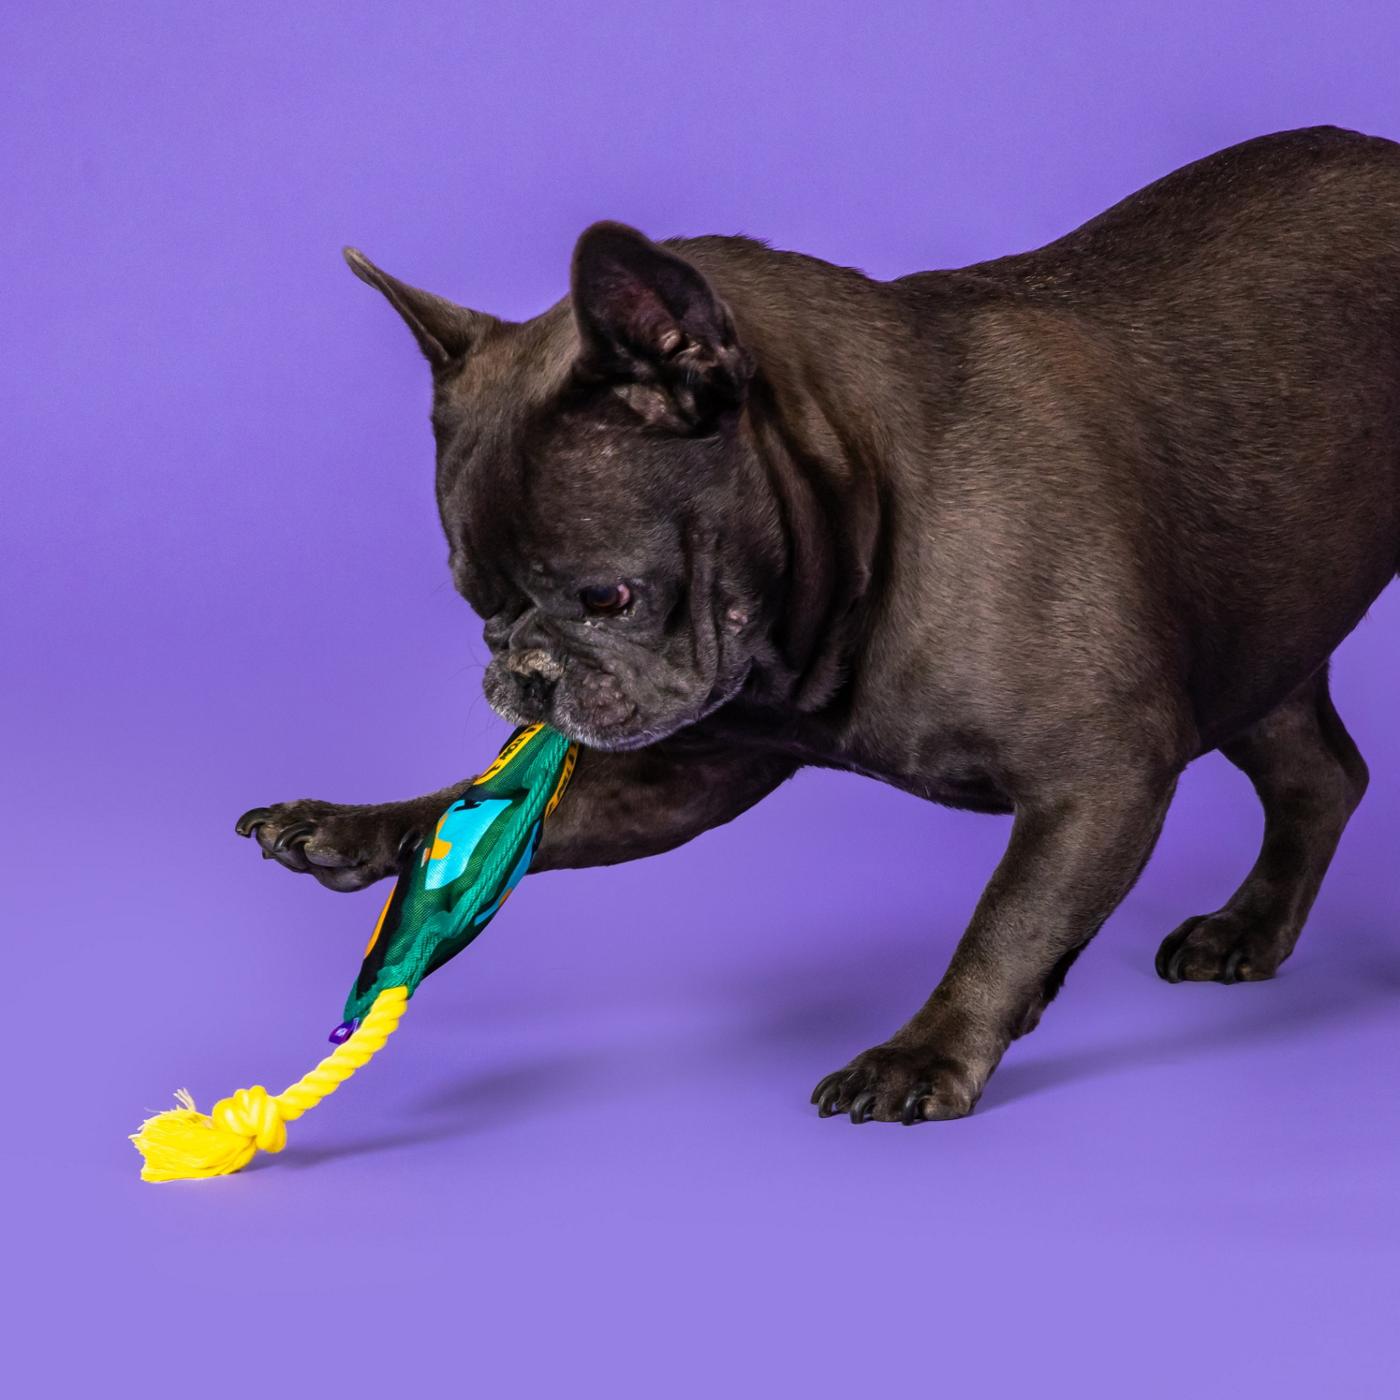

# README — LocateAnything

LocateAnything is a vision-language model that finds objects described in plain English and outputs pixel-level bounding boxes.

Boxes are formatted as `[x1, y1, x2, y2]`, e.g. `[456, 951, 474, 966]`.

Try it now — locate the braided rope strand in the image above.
[275, 984, 409, 1120]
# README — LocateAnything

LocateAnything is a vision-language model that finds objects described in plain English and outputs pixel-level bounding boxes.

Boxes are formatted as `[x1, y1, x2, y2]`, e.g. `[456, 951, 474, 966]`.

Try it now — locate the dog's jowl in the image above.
[237, 126, 1400, 1123]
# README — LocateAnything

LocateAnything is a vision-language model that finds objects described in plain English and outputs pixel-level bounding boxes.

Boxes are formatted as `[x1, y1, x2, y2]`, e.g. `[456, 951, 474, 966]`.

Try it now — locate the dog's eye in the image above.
[579, 582, 631, 615]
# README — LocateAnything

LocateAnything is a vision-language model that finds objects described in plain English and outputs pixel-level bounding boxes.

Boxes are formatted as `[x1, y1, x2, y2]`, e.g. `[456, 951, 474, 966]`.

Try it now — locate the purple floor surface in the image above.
[7, 4, 1398, 1394]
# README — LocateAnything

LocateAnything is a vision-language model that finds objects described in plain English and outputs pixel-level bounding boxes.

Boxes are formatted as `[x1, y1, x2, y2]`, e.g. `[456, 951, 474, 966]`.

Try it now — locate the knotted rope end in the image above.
[129, 1086, 273, 1182]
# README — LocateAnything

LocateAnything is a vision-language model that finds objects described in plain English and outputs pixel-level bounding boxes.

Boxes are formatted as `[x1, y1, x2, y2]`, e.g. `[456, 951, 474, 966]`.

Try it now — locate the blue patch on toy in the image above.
[424, 797, 512, 890]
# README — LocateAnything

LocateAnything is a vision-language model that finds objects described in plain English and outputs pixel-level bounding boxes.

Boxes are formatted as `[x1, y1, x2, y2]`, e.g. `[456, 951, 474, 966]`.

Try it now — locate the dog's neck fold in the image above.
[716, 263, 913, 723]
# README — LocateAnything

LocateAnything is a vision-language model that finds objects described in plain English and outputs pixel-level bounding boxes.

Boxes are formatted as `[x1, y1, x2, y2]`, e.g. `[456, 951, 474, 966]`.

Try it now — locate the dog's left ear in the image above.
[343, 247, 494, 372]
[570, 221, 753, 430]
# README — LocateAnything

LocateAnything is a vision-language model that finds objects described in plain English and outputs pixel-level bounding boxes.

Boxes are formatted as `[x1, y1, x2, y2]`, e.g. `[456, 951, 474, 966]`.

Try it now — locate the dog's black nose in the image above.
[506, 648, 562, 713]
[517, 672, 555, 711]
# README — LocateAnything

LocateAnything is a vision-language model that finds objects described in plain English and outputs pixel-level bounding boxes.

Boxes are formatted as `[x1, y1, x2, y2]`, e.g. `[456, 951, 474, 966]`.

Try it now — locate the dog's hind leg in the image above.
[1156, 666, 1368, 983]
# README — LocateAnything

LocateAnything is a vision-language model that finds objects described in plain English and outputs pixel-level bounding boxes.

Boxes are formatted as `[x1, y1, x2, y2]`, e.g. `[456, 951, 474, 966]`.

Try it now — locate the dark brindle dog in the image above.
[237, 126, 1400, 1123]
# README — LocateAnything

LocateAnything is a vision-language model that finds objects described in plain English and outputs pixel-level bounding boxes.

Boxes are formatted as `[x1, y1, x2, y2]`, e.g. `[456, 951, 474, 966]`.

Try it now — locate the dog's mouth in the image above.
[549, 663, 751, 752]
[483, 652, 748, 752]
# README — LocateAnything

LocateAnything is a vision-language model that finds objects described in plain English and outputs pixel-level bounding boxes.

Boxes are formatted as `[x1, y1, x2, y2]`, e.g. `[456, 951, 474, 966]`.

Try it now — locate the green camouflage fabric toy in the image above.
[130, 723, 579, 1182]
[340, 722, 578, 1025]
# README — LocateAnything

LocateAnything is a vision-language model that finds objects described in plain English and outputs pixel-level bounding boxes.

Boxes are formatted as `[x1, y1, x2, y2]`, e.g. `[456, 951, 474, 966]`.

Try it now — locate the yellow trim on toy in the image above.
[363, 885, 396, 959]
[129, 985, 410, 1182]
[544, 743, 579, 819]
[472, 722, 543, 785]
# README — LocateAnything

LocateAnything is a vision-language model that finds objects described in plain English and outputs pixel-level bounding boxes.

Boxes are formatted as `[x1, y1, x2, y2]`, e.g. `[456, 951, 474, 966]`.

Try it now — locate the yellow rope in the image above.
[129, 985, 410, 1182]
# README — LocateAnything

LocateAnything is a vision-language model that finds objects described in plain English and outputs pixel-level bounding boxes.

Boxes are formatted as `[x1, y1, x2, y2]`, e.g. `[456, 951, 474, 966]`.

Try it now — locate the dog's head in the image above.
[347, 223, 783, 750]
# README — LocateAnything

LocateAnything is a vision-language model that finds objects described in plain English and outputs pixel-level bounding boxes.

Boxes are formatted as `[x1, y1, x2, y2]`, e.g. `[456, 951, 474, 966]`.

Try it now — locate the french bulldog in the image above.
[237, 125, 1400, 1123]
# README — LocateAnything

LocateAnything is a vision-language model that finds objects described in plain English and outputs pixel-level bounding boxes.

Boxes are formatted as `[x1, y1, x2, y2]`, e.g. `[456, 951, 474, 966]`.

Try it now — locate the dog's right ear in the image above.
[569, 222, 752, 430]
[342, 247, 494, 370]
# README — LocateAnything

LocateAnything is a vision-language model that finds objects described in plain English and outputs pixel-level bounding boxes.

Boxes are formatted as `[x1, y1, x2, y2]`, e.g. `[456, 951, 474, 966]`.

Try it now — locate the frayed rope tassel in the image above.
[129, 985, 410, 1182]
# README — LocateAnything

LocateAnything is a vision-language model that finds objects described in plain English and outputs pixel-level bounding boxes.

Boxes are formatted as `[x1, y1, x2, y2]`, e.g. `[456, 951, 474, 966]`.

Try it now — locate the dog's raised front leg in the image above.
[236, 737, 797, 891]
[814, 766, 1179, 1123]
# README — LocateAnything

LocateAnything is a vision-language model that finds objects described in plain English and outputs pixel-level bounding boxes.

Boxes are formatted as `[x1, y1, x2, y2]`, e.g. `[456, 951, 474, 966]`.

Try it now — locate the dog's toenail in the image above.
[235, 807, 273, 837]
[272, 821, 315, 854]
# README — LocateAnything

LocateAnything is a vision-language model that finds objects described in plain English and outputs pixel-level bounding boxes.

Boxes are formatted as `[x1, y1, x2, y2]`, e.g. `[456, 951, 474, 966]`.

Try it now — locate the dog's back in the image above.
[887, 127, 1400, 743]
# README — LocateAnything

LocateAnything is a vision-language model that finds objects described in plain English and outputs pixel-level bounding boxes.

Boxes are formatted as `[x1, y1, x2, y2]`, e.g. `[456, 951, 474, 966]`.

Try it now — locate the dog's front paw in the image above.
[1155, 910, 1294, 984]
[811, 1044, 981, 1125]
[235, 800, 419, 892]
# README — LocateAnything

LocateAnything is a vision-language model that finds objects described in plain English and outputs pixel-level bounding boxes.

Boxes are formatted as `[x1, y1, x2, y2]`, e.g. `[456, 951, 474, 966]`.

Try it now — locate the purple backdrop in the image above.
[6, 2, 1399, 1394]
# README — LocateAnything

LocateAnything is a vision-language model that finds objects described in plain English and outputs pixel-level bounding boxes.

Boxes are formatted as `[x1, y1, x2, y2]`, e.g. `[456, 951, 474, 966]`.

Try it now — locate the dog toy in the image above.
[129, 723, 578, 1182]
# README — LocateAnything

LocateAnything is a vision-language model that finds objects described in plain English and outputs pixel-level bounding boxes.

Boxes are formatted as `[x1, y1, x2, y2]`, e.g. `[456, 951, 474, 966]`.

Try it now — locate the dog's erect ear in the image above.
[570, 221, 753, 428]
[343, 247, 492, 370]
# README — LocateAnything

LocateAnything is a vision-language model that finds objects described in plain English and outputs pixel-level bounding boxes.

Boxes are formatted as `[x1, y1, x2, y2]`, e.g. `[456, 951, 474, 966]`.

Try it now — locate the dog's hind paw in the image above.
[1155, 910, 1294, 984]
